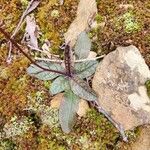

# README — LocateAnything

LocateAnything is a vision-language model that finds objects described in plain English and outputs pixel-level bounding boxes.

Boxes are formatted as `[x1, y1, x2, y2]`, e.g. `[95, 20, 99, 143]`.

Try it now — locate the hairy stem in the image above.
[0, 27, 68, 76]
[64, 44, 73, 77]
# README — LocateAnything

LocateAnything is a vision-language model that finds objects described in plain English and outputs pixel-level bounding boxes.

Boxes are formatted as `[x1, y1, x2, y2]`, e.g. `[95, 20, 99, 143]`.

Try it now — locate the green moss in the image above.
[51, 10, 60, 18]
[37, 136, 66, 150]
[0, 67, 9, 80]
[11, 75, 28, 93]
[26, 90, 47, 111]
[95, 14, 104, 23]
[1, 0, 149, 149]
[145, 80, 150, 97]
[7, 107, 138, 150]
[0, 139, 16, 150]
[20, 0, 28, 6]
[115, 127, 141, 150]
[3, 116, 33, 138]
[34, 109, 120, 149]
[35, 0, 78, 54]
[43, 81, 51, 90]
[122, 11, 141, 33]
[0, 0, 25, 39]
[113, 10, 142, 34]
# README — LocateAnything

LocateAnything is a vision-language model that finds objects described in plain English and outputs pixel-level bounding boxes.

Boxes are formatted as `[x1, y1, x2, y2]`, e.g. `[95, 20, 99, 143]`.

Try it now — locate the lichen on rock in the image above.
[93, 45, 150, 130]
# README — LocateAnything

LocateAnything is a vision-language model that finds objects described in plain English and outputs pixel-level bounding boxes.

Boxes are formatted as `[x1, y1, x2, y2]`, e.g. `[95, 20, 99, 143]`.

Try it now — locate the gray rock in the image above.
[92, 45, 150, 130]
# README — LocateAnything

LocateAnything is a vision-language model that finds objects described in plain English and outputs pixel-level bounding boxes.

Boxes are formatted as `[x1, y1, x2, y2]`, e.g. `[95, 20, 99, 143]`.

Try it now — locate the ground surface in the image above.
[0, 0, 150, 149]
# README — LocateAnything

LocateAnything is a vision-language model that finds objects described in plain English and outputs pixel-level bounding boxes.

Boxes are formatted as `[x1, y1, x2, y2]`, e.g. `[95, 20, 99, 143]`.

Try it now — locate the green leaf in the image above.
[70, 76, 97, 101]
[49, 76, 70, 95]
[27, 61, 64, 80]
[59, 90, 79, 133]
[74, 31, 91, 59]
[74, 60, 98, 79]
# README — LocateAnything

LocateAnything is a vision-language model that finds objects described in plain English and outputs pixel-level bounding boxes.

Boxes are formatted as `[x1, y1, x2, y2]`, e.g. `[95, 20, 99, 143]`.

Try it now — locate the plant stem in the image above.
[64, 44, 73, 77]
[35, 55, 105, 63]
[0, 27, 68, 77]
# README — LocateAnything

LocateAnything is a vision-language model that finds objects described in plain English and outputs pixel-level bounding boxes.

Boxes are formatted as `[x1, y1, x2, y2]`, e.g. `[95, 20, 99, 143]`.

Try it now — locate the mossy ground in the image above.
[0, 0, 150, 149]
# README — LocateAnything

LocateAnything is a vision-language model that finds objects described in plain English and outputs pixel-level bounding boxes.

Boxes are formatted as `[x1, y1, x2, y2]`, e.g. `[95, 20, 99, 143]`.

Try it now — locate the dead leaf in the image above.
[59, 0, 64, 5]
[22, 15, 39, 48]
[7, 0, 41, 63]
[12, 0, 41, 38]
[42, 40, 52, 58]
[25, 0, 41, 15]
[64, 0, 97, 47]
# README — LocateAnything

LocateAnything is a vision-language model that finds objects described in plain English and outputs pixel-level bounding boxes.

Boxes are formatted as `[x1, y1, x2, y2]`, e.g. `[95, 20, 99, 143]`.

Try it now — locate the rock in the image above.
[77, 99, 90, 117]
[92, 45, 150, 130]
[50, 93, 64, 108]
[50, 93, 89, 117]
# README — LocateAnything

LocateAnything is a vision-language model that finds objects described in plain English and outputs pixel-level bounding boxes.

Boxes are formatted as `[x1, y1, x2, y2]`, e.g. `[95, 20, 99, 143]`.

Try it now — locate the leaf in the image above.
[59, 90, 79, 133]
[22, 15, 39, 48]
[12, 0, 40, 37]
[74, 60, 98, 78]
[27, 61, 64, 80]
[74, 31, 91, 59]
[70, 76, 97, 101]
[25, 0, 40, 15]
[50, 76, 70, 95]
[7, 0, 40, 63]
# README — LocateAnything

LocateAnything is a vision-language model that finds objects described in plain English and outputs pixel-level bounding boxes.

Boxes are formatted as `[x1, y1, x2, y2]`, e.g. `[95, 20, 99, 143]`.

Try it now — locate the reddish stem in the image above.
[0, 27, 68, 77]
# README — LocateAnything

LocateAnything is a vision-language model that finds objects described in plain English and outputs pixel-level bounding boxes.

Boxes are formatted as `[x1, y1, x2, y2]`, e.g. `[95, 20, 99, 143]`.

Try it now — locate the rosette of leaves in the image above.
[27, 31, 98, 133]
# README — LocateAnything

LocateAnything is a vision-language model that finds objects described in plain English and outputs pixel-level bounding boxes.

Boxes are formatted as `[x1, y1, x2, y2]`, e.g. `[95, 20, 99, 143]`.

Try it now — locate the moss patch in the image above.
[0, 0, 149, 149]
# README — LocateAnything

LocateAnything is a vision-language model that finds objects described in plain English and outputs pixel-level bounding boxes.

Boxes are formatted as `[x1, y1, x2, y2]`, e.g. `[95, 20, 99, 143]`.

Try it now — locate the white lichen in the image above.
[124, 46, 150, 79]
[51, 10, 60, 18]
[129, 86, 150, 112]
[3, 116, 32, 138]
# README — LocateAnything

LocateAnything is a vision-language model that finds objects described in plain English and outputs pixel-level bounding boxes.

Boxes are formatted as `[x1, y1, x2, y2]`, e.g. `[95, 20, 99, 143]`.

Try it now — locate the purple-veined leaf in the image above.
[59, 90, 79, 133]
[27, 61, 64, 80]
[70, 76, 97, 101]
[74, 31, 91, 59]
[49, 76, 70, 95]
[74, 60, 98, 79]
